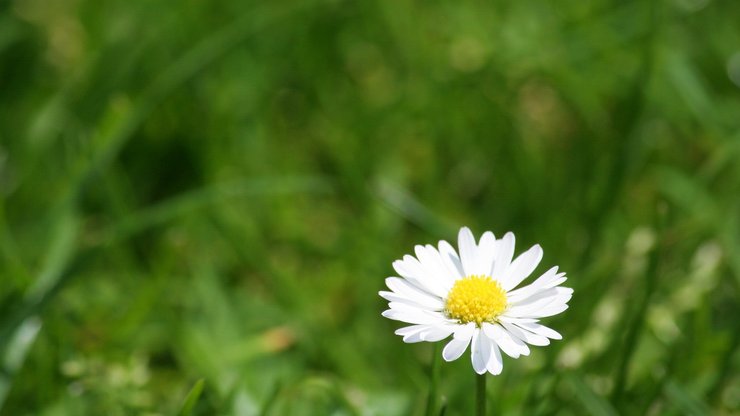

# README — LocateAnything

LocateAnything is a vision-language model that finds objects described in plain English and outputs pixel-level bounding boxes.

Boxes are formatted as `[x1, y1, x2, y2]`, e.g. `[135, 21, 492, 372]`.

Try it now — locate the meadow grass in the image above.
[1, 0, 739, 414]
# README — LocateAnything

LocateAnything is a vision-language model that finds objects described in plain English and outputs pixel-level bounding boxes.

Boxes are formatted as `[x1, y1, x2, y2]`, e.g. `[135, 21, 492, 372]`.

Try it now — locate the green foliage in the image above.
[1, 0, 739, 414]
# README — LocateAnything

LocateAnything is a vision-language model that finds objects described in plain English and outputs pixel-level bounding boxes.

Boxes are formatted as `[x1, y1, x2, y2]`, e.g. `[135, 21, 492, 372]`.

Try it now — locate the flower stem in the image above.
[424, 343, 441, 416]
[476, 373, 487, 416]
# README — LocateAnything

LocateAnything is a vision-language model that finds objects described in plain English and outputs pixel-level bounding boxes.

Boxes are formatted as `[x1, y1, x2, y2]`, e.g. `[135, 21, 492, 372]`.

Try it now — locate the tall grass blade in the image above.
[178, 379, 206, 416]
[565, 373, 618, 416]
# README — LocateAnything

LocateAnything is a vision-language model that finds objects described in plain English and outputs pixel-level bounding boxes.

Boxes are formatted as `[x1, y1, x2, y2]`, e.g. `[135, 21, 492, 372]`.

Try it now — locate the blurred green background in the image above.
[1, 0, 739, 414]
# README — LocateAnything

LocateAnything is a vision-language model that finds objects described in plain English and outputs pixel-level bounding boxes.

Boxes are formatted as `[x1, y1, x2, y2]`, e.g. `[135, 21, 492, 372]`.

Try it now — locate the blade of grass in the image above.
[611, 207, 665, 405]
[565, 373, 618, 416]
[0, 317, 42, 409]
[68, 0, 322, 206]
[373, 179, 456, 236]
[0, 201, 32, 287]
[0, 208, 77, 342]
[438, 397, 447, 416]
[259, 381, 282, 416]
[100, 175, 332, 245]
[664, 380, 712, 416]
[25, 209, 78, 302]
[424, 343, 441, 416]
[178, 379, 206, 416]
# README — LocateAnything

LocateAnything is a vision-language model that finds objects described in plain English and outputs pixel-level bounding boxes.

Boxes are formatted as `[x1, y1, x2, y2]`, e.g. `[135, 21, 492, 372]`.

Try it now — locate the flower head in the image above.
[380, 227, 572, 375]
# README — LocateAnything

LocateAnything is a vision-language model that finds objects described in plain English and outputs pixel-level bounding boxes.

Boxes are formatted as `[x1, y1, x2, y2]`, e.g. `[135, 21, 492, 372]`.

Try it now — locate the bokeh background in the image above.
[1, 0, 739, 414]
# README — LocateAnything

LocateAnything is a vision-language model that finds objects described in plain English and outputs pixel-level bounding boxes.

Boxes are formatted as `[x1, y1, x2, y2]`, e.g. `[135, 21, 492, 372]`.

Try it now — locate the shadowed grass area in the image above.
[1, 0, 739, 414]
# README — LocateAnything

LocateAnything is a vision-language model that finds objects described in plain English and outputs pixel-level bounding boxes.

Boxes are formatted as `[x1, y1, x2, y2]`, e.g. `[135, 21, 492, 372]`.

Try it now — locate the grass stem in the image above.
[476, 373, 487, 416]
[425, 343, 441, 416]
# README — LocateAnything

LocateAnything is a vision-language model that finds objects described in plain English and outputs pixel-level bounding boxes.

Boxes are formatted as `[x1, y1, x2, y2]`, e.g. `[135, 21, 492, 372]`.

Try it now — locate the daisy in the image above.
[380, 227, 572, 375]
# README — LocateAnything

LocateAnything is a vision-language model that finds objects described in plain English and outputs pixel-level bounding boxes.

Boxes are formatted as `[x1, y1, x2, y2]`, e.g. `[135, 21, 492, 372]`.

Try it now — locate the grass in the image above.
[1, 0, 739, 414]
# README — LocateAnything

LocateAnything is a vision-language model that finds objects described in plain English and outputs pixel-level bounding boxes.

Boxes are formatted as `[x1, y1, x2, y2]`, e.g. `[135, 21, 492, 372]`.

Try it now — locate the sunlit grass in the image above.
[1, 0, 739, 414]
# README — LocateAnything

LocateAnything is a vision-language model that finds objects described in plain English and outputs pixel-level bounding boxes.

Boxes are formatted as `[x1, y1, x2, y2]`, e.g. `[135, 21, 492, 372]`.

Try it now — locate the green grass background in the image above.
[1, 0, 739, 414]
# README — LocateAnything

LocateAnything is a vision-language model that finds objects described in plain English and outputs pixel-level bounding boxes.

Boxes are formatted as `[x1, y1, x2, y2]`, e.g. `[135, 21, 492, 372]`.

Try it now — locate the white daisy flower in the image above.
[380, 227, 572, 375]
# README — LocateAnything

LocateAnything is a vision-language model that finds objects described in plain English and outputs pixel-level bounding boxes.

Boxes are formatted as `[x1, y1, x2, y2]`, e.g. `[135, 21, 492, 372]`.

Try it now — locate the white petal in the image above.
[471, 231, 496, 276]
[471, 328, 492, 375]
[394, 324, 455, 343]
[500, 321, 550, 346]
[379, 291, 444, 311]
[399, 326, 428, 343]
[486, 340, 503, 375]
[385, 277, 442, 304]
[483, 323, 530, 358]
[442, 323, 475, 361]
[438, 240, 464, 279]
[392, 256, 448, 298]
[526, 267, 566, 290]
[386, 301, 425, 313]
[507, 287, 573, 317]
[491, 232, 515, 281]
[512, 286, 560, 305]
[385, 276, 439, 298]
[395, 325, 426, 336]
[457, 227, 478, 277]
[498, 316, 539, 324]
[501, 244, 543, 291]
[421, 326, 455, 342]
[517, 322, 562, 340]
[386, 302, 450, 323]
[391, 260, 429, 294]
[382, 308, 444, 325]
[527, 302, 569, 318]
[506, 266, 565, 303]
[442, 337, 469, 362]
[415, 244, 455, 290]
[404, 333, 426, 343]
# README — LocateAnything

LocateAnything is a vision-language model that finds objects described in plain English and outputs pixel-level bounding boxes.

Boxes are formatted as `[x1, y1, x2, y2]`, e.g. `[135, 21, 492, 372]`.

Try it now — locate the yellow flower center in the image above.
[445, 275, 508, 326]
